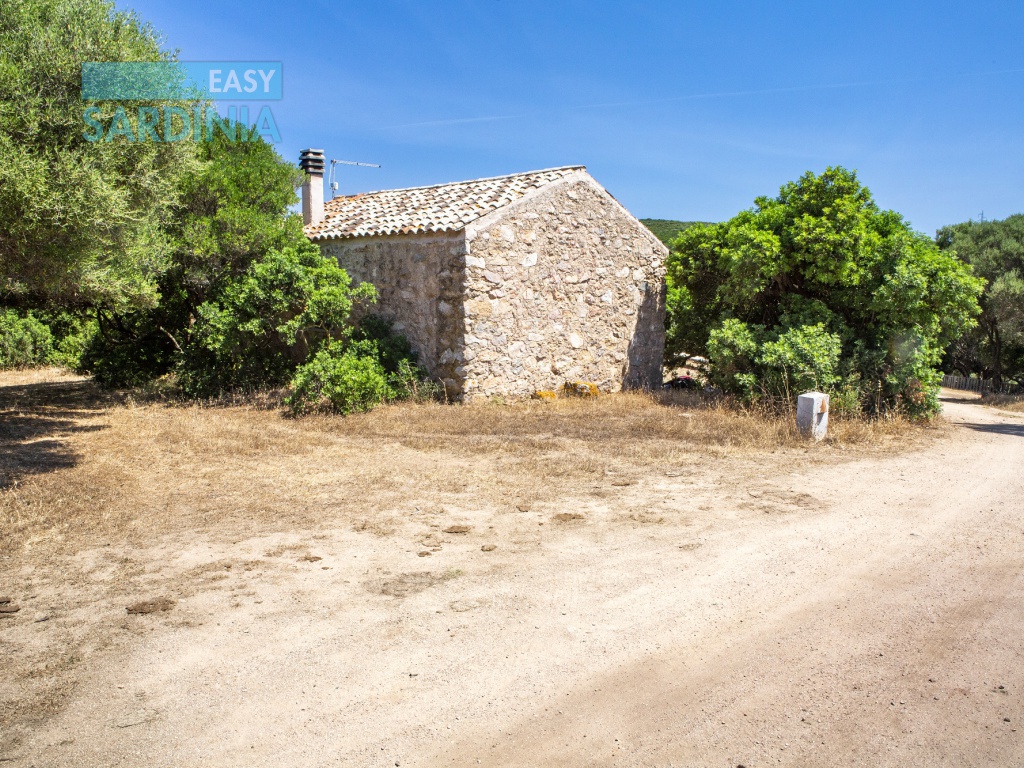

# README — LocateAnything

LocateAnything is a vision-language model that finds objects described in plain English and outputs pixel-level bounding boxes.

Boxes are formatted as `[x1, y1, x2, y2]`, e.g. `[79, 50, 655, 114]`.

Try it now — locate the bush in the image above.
[178, 243, 375, 396]
[351, 315, 416, 374]
[80, 314, 175, 387]
[81, 130, 322, 392]
[759, 324, 841, 399]
[288, 327, 442, 415]
[705, 319, 760, 397]
[666, 167, 983, 417]
[387, 358, 443, 402]
[937, 215, 1024, 387]
[0, 310, 53, 368]
[706, 321, 841, 406]
[38, 311, 97, 370]
[288, 345, 391, 415]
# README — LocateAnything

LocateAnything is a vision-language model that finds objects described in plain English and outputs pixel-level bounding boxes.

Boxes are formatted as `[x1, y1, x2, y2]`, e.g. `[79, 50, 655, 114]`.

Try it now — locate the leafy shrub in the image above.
[759, 324, 841, 398]
[666, 167, 984, 417]
[288, 344, 391, 415]
[37, 311, 98, 370]
[349, 314, 442, 400]
[177, 243, 375, 396]
[386, 358, 443, 402]
[0, 310, 52, 368]
[81, 129, 320, 392]
[706, 319, 760, 397]
[352, 315, 416, 374]
[288, 324, 441, 415]
[937, 215, 1024, 387]
[706, 321, 841, 405]
[80, 314, 176, 387]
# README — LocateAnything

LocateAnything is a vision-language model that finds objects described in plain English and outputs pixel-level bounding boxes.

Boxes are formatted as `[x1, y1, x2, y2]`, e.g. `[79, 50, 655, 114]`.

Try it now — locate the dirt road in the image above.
[5, 391, 1023, 767]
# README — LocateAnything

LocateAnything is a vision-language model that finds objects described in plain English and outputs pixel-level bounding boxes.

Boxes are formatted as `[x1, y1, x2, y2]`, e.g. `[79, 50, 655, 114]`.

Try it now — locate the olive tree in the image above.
[0, 0, 196, 309]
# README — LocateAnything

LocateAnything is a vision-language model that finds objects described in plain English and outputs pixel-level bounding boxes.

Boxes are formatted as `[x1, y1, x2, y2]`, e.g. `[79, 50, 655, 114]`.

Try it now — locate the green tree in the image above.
[83, 130, 308, 386]
[936, 215, 1024, 386]
[167, 132, 306, 305]
[666, 167, 983, 416]
[0, 0, 196, 309]
[178, 242, 376, 396]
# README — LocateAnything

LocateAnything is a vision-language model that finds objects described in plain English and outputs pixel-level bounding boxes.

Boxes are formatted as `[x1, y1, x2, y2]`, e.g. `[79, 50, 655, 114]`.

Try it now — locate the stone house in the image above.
[299, 150, 667, 400]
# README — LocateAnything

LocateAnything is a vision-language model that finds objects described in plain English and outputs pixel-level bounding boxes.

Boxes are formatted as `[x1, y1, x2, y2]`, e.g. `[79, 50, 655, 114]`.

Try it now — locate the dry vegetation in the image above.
[982, 393, 1024, 413]
[0, 368, 941, 559]
[0, 368, 952, 749]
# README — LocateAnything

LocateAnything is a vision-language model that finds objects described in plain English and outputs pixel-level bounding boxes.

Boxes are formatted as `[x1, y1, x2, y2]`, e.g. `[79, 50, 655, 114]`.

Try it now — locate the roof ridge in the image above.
[327, 165, 586, 203]
[308, 165, 592, 240]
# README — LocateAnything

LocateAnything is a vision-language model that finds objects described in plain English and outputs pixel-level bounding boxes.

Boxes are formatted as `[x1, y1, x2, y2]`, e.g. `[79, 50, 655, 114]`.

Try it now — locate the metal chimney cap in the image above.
[299, 148, 326, 175]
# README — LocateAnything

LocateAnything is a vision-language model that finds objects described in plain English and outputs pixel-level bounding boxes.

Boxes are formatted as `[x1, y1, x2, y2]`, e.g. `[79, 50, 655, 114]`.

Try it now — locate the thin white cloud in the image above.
[382, 67, 1024, 132]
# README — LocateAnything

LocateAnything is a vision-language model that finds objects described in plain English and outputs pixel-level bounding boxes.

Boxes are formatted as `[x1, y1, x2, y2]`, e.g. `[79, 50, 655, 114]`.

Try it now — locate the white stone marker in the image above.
[796, 391, 829, 441]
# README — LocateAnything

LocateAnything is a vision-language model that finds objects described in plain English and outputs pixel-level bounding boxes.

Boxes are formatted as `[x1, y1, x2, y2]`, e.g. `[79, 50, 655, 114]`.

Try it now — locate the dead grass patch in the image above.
[982, 393, 1024, 413]
[0, 371, 939, 558]
[125, 597, 176, 615]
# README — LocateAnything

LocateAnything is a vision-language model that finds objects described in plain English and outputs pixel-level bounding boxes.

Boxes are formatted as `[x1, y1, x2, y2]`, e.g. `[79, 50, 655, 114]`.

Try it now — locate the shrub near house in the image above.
[666, 167, 983, 417]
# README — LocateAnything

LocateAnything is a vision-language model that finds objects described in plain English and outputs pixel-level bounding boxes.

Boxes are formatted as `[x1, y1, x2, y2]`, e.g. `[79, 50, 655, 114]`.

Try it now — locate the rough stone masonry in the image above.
[304, 163, 667, 400]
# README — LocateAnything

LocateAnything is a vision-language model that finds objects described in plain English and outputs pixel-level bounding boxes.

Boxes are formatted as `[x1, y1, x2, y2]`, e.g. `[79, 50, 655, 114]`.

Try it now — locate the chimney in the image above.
[299, 148, 325, 226]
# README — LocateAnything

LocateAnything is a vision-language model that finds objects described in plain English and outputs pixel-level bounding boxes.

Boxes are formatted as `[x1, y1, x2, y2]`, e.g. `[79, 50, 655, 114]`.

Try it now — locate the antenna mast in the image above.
[329, 159, 381, 198]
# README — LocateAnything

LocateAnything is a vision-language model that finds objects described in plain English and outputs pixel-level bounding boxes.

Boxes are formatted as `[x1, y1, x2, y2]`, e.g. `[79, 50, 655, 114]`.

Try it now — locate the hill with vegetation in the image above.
[640, 219, 705, 246]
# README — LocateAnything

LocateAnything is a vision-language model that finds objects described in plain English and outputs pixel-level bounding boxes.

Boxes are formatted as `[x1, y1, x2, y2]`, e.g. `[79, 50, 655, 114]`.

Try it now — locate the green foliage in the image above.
[937, 215, 1024, 386]
[287, 343, 440, 416]
[350, 315, 417, 374]
[178, 243, 375, 396]
[82, 130, 331, 392]
[705, 319, 760, 396]
[666, 167, 984, 416]
[288, 316, 441, 414]
[0, 310, 52, 368]
[288, 344, 392, 415]
[0, 0, 197, 309]
[80, 310, 175, 387]
[166, 131, 306, 303]
[32, 309, 96, 369]
[640, 219, 705, 247]
[760, 324, 842, 396]
[385, 358, 442, 402]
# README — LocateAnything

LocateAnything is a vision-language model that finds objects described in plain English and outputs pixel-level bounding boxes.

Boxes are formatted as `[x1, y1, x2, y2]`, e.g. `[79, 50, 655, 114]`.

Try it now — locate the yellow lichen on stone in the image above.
[532, 390, 558, 401]
[559, 381, 600, 398]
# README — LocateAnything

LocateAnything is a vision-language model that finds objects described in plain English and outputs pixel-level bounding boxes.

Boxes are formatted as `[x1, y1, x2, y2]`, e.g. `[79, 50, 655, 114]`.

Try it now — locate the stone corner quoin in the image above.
[315, 172, 668, 400]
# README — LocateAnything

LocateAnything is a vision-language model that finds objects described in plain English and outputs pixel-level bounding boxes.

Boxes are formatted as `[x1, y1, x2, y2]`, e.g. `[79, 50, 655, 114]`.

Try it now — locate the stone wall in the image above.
[460, 176, 667, 398]
[318, 233, 466, 386]
[316, 174, 668, 401]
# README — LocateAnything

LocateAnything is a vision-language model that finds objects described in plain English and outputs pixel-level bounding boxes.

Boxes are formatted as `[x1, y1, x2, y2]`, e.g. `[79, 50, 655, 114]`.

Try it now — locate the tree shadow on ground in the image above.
[0, 377, 114, 488]
[959, 421, 1024, 439]
[939, 392, 983, 404]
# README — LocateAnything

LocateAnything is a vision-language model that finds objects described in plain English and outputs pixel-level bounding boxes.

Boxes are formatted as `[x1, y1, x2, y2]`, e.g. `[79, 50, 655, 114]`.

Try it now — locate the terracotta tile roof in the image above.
[306, 166, 586, 241]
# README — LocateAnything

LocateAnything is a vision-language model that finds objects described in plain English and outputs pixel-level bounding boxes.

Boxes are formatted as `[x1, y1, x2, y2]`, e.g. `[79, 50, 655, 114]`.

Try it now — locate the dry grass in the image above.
[0, 369, 940, 558]
[0, 368, 947, 739]
[981, 393, 1024, 413]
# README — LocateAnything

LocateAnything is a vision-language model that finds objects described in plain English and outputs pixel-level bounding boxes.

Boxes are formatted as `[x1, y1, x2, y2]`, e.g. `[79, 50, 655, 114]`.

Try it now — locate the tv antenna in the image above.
[329, 158, 381, 198]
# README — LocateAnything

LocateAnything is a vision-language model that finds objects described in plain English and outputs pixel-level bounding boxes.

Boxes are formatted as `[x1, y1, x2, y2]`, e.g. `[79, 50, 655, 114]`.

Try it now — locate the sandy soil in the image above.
[2, 389, 1022, 767]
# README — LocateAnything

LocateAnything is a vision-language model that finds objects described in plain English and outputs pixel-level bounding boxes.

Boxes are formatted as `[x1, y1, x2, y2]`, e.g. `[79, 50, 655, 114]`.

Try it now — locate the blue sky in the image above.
[126, 0, 1024, 236]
